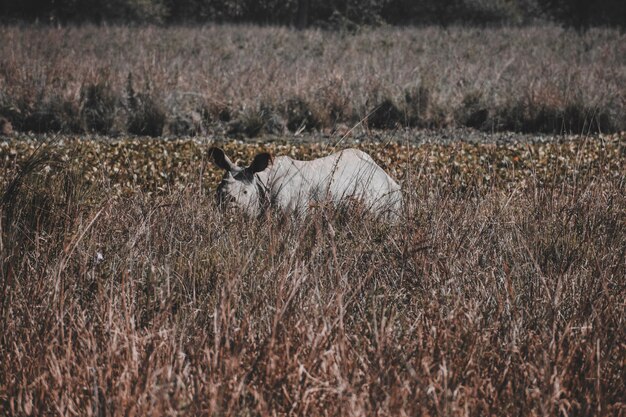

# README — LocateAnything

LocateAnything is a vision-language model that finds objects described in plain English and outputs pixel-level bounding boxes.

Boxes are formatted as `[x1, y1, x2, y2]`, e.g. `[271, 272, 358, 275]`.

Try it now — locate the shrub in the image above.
[23, 96, 82, 134]
[367, 98, 403, 129]
[168, 110, 204, 136]
[316, 77, 354, 128]
[201, 101, 233, 125]
[3, 0, 626, 27]
[126, 74, 166, 137]
[80, 82, 118, 134]
[403, 85, 431, 127]
[561, 102, 615, 134]
[284, 97, 321, 132]
[127, 94, 166, 137]
[455, 91, 489, 130]
[261, 103, 287, 135]
[0, 94, 23, 132]
[494, 100, 615, 134]
[228, 107, 265, 138]
[229, 104, 285, 138]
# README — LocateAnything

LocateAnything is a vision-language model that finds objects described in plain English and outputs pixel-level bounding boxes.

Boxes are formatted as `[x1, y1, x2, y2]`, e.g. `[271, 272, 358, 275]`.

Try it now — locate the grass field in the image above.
[1, 25, 625, 136]
[0, 131, 624, 415]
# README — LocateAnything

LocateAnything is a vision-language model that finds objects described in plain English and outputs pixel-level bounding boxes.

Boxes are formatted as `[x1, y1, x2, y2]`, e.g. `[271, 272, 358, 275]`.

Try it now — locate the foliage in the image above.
[0, 25, 623, 137]
[367, 98, 403, 129]
[1, 0, 624, 27]
[0, 133, 624, 415]
[536, 0, 626, 28]
[0, 132, 623, 198]
[284, 97, 321, 132]
[125, 74, 166, 137]
[23, 95, 82, 134]
[80, 82, 118, 134]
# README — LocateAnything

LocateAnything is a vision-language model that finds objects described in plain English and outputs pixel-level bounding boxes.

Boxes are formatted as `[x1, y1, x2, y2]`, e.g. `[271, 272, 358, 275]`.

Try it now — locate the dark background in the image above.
[1, 0, 624, 29]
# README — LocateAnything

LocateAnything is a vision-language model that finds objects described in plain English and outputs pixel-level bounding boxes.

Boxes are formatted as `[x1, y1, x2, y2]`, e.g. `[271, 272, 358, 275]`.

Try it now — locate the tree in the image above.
[295, 0, 310, 28]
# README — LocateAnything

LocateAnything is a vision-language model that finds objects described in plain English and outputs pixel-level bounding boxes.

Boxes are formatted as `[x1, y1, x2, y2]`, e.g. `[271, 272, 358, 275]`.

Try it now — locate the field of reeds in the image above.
[1, 24, 625, 137]
[0, 131, 624, 415]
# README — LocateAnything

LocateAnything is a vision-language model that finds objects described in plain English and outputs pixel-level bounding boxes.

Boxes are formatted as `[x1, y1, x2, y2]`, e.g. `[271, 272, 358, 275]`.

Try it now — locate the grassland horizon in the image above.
[1, 20, 625, 416]
[1, 24, 624, 138]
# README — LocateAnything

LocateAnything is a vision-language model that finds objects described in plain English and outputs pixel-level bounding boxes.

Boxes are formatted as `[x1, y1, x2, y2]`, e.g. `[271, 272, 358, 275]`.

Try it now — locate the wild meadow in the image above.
[0, 22, 625, 416]
[0, 25, 624, 137]
[0, 131, 624, 415]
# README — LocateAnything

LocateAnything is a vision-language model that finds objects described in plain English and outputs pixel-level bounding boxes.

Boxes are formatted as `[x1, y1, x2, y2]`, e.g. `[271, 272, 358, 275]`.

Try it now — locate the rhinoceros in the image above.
[209, 147, 402, 218]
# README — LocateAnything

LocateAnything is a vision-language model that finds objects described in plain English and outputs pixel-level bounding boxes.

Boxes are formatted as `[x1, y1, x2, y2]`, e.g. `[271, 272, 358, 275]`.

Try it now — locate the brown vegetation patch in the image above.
[0, 133, 624, 415]
[0, 25, 623, 136]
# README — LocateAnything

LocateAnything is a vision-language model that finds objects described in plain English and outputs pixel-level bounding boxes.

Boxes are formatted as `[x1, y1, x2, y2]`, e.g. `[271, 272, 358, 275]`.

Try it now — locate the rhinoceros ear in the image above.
[248, 152, 273, 174]
[209, 147, 236, 172]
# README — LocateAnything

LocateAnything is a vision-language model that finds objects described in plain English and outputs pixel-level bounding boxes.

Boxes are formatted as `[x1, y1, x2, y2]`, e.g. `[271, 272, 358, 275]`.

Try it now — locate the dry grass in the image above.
[0, 25, 624, 136]
[0, 134, 624, 415]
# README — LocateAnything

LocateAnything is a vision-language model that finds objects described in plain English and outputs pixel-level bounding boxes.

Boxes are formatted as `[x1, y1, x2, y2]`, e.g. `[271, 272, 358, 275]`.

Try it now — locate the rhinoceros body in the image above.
[210, 147, 402, 218]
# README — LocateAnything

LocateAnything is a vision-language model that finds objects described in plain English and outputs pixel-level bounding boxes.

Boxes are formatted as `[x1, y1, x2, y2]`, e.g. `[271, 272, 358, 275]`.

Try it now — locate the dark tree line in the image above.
[0, 0, 624, 28]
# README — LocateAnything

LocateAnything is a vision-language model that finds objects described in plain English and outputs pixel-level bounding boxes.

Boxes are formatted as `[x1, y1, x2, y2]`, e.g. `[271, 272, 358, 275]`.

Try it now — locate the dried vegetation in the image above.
[0, 25, 624, 137]
[0, 133, 624, 415]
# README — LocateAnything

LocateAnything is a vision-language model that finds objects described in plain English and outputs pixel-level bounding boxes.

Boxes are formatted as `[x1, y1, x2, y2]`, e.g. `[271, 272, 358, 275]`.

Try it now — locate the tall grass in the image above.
[0, 25, 624, 136]
[0, 137, 624, 415]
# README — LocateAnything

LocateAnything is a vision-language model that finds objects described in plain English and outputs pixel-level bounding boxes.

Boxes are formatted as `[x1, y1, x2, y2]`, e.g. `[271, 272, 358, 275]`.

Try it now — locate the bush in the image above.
[127, 94, 166, 137]
[493, 100, 615, 134]
[228, 107, 265, 138]
[1, 0, 625, 28]
[316, 77, 354, 128]
[80, 82, 118, 134]
[284, 97, 320, 133]
[126, 74, 166, 137]
[229, 104, 286, 138]
[404, 86, 431, 128]
[168, 110, 204, 136]
[367, 98, 403, 129]
[0, 94, 23, 132]
[23, 96, 82, 134]
[455, 91, 489, 129]
[202, 102, 233, 125]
